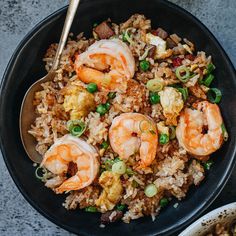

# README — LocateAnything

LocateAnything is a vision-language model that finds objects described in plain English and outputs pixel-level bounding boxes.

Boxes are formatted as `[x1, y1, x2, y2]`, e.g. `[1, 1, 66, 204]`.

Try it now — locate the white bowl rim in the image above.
[179, 202, 236, 236]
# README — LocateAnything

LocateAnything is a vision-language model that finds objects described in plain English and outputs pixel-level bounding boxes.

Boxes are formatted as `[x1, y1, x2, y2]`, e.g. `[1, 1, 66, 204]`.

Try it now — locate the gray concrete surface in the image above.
[0, 0, 235, 235]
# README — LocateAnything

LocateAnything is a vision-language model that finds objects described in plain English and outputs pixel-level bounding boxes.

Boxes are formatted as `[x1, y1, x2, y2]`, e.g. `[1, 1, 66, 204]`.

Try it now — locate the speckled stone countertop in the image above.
[0, 0, 235, 235]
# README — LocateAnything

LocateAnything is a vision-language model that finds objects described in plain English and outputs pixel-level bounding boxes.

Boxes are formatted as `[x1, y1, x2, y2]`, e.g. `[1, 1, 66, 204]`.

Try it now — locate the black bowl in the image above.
[0, 0, 236, 235]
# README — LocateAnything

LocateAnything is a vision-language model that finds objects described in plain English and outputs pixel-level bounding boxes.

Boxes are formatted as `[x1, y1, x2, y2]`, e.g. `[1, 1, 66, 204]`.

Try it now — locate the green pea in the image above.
[149, 92, 160, 104]
[140, 60, 150, 71]
[159, 134, 169, 145]
[160, 198, 169, 207]
[116, 204, 126, 211]
[87, 83, 98, 93]
[104, 102, 111, 110]
[96, 104, 107, 115]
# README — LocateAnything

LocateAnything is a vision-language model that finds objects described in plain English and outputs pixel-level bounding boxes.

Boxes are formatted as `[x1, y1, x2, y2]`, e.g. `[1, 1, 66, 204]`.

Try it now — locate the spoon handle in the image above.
[51, 0, 80, 71]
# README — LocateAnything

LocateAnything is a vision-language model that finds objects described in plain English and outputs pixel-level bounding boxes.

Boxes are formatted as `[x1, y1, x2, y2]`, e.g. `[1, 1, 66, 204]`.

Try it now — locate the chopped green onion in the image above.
[96, 104, 108, 115]
[35, 166, 45, 180]
[126, 168, 134, 176]
[132, 180, 139, 188]
[203, 160, 214, 170]
[149, 92, 160, 104]
[108, 92, 116, 99]
[207, 88, 222, 103]
[177, 87, 188, 101]
[159, 133, 169, 145]
[67, 120, 86, 137]
[146, 79, 163, 92]
[104, 102, 111, 110]
[144, 184, 158, 197]
[207, 63, 216, 74]
[100, 141, 109, 150]
[160, 198, 169, 207]
[93, 22, 98, 27]
[175, 66, 190, 82]
[200, 74, 215, 87]
[169, 126, 176, 140]
[116, 204, 126, 211]
[104, 159, 113, 171]
[87, 83, 98, 93]
[122, 28, 133, 44]
[85, 206, 98, 212]
[140, 60, 150, 72]
[112, 161, 126, 175]
[221, 123, 229, 141]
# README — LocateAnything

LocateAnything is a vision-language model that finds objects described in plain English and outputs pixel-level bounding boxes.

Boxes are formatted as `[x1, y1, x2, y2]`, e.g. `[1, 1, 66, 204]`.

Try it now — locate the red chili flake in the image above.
[172, 57, 183, 67]
[185, 54, 195, 61]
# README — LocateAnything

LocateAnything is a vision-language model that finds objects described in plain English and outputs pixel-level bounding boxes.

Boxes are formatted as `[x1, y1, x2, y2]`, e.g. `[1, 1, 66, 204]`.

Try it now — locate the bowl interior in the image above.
[0, 0, 236, 235]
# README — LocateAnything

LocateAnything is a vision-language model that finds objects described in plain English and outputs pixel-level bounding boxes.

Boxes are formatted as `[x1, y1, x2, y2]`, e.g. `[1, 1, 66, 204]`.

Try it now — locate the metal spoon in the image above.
[20, 0, 80, 163]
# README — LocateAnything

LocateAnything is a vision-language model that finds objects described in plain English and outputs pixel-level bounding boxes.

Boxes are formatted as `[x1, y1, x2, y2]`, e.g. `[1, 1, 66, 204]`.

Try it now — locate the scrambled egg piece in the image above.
[157, 121, 169, 136]
[159, 87, 184, 126]
[145, 33, 172, 59]
[95, 171, 123, 212]
[62, 83, 95, 120]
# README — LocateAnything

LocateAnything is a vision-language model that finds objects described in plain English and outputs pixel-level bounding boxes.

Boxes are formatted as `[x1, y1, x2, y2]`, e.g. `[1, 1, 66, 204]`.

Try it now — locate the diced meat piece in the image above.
[185, 54, 195, 61]
[166, 37, 177, 49]
[148, 46, 156, 58]
[101, 210, 123, 224]
[172, 57, 183, 67]
[94, 21, 115, 39]
[151, 28, 168, 39]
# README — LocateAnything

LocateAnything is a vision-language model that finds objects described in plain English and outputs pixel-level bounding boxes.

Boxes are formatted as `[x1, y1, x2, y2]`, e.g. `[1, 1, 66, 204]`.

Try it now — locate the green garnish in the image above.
[87, 83, 98, 93]
[207, 88, 222, 103]
[140, 60, 150, 72]
[116, 204, 126, 211]
[177, 87, 188, 101]
[203, 160, 214, 170]
[112, 161, 126, 175]
[108, 92, 116, 99]
[200, 74, 215, 87]
[126, 168, 134, 176]
[100, 141, 109, 150]
[175, 66, 191, 82]
[206, 63, 216, 74]
[160, 198, 169, 207]
[149, 92, 160, 104]
[67, 120, 86, 137]
[159, 133, 169, 145]
[96, 104, 108, 115]
[85, 206, 98, 212]
[146, 79, 164, 92]
[221, 123, 229, 141]
[104, 102, 111, 110]
[169, 126, 176, 140]
[144, 184, 158, 198]
[122, 28, 133, 44]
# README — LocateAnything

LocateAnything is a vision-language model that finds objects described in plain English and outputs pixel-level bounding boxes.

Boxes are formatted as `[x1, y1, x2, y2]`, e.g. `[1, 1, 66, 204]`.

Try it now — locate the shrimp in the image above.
[41, 134, 99, 194]
[176, 101, 224, 157]
[109, 113, 158, 169]
[74, 39, 135, 92]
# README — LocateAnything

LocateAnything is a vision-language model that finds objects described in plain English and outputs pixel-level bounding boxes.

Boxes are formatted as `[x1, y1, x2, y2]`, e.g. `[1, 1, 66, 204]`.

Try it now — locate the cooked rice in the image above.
[28, 14, 222, 224]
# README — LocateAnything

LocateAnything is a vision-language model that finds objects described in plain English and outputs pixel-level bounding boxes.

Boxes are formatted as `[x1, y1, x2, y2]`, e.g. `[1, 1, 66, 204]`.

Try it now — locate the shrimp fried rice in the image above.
[29, 14, 228, 224]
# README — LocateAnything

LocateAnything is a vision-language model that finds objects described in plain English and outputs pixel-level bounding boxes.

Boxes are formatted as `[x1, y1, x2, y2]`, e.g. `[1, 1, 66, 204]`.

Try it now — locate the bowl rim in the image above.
[0, 0, 236, 235]
[179, 202, 236, 236]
